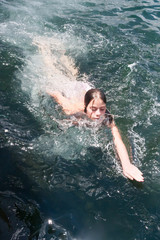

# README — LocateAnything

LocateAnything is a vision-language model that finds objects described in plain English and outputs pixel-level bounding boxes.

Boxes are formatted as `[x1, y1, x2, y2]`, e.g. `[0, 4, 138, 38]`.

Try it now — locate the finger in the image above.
[124, 171, 144, 182]
[133, 174, 144, 182]
[137, 175, 144, 182]
[123, 172, 134, 180]
[130, 170, 144, 181]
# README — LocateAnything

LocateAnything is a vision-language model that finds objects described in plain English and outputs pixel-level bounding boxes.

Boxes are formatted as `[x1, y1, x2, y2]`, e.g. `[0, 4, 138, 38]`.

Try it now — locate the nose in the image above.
[96, 109, 101, 116]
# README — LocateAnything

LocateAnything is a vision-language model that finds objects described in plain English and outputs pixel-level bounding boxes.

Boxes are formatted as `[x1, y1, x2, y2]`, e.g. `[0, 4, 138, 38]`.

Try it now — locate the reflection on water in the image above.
[0, 0, 160, 239]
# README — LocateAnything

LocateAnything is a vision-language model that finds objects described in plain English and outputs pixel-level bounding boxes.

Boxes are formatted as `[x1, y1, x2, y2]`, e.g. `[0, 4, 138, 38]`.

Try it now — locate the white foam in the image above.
[129, 124, 146, 166]
[128, 62, 137, 71]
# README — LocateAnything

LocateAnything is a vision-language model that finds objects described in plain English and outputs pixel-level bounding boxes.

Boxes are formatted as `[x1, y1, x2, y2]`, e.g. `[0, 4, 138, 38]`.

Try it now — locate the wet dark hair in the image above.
[84, 88, 113, 125]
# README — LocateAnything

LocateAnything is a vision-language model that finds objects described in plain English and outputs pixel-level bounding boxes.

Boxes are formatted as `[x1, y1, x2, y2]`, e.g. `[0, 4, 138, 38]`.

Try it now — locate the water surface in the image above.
[0, 0, 160, 239]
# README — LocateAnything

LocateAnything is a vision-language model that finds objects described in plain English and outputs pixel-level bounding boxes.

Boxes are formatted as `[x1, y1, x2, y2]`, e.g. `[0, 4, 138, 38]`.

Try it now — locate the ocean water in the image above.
[0, 0, 160, 239]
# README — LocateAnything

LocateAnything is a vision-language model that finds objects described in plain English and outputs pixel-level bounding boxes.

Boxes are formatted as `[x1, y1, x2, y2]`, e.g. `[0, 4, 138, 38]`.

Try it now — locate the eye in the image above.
[91, 107, 97, 111]
[100, 108, 105, 111]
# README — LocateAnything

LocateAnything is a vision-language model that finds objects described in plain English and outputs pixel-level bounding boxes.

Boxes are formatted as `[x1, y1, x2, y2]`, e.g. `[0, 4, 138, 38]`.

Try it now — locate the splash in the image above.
[31, 36, 92, 101]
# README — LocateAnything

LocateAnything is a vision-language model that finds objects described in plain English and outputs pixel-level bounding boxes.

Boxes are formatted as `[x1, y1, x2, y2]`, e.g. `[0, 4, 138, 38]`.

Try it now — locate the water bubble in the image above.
[48, 219, 53, 225]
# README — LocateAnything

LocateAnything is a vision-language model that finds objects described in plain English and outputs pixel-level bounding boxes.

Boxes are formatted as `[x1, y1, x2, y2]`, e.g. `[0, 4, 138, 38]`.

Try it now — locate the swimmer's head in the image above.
[84, 89, 107, 120]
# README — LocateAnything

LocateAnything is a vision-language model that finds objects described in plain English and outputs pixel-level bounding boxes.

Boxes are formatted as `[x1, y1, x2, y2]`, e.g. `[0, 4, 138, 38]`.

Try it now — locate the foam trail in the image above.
[33, 37, 92, 102]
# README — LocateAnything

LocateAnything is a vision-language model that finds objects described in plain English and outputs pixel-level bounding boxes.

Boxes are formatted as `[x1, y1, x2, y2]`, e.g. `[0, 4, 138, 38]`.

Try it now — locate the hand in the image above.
[122, 163, 144, 182]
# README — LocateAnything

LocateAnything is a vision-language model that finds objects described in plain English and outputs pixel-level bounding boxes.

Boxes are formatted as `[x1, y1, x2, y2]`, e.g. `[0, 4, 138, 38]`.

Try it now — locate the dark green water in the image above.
[0, 0, 160, 239]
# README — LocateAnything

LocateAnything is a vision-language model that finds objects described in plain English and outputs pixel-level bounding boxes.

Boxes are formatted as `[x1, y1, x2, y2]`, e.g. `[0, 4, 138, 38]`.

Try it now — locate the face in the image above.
[86, 98, 106, 120]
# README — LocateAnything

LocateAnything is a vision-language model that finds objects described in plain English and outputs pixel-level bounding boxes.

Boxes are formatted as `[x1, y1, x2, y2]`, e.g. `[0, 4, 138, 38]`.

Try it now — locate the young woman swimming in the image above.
[34, 38, 143, 182]
[48, 88, 144, 182]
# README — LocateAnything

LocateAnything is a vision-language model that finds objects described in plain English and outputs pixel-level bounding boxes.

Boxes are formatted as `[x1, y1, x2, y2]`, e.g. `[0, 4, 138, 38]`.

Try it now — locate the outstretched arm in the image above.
[47, 91, 84, 115]
[111, 123, 144, 182]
